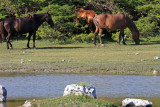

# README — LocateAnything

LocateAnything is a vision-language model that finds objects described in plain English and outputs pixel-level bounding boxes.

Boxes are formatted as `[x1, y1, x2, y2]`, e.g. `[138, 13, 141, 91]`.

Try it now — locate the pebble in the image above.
[154, 56, 159, 59]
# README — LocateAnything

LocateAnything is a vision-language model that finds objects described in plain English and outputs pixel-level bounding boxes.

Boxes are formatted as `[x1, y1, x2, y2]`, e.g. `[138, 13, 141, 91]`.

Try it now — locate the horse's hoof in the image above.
[123, 43, 126, 45]
[101, 44, 104, 47]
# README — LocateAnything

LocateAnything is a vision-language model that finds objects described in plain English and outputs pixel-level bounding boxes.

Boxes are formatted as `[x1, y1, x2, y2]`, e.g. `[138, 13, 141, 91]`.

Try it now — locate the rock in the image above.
[63, 84, 97, 99]
[23, 100, 32, 107]
[122, 98, 152, 107]
[23, 51, 27, 54]
[153, 70, 158, 74]
[154, 56, 159, 59]
[28, 59, 32, 62]
[135, 53, 139, 55]
[0, 103, 6, 107]
[0, 85, 7, 102]
[21, 59, 24, 63]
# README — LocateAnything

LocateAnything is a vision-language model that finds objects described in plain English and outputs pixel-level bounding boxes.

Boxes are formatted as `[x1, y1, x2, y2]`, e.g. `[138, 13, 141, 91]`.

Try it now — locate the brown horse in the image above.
[1, 13, 54, 49]
[93, 13, 140, 45]
[73, 8, 97, 33]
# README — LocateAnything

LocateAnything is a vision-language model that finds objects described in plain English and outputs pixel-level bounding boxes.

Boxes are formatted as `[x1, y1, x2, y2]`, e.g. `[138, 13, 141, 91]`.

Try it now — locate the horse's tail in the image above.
[0, 21, 5, 43]
[93, 15, 105, 28]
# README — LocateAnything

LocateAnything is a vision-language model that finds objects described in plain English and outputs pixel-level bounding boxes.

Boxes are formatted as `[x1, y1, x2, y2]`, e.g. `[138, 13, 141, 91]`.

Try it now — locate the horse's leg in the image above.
[117, 30, 122, 45]
[8, 40, 13, 49]
[120, 29, 126, 45]
[98, 28, 104, 46]
[27, 32, 32, 48]
[4, 24, 13, 49]
[89, 22, 93, 33]
[6, 33, 12, 49]
[33, 32, 36, 49]
[93, 26, 99, 46]
[0, 33, 5, 43]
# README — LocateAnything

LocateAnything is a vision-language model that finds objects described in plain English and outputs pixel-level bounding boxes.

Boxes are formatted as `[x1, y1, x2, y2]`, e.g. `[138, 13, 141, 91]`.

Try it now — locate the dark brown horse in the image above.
[0, 21, 5, 43]
[73, 8, 97, 33]
[93, 13, 140, 46]
[0, 13, 54, 49]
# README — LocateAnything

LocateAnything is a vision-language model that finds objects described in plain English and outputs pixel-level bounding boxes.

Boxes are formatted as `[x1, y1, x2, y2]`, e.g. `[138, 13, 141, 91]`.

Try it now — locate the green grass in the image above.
[30, 94, 118, 107]
[0, 36, 160, 75]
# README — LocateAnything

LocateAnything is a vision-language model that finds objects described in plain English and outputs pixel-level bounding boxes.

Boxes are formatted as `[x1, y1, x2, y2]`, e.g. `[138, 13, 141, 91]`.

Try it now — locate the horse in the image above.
[73, 8, 97, 33]
[0, 21, 5, 43]
[93, 13, 140, 46]
[1, 12, 54, 49]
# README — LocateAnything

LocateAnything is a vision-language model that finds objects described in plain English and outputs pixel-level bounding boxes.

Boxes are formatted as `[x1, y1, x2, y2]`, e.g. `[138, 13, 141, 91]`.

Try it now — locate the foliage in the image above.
[76, 82, 91, 87]
[31, 94, 119, 107]
[0, 0, 159, 42]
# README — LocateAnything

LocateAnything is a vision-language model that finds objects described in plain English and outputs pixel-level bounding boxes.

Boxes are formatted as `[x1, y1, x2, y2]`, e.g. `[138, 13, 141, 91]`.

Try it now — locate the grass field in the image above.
[0, 36, 160, 75]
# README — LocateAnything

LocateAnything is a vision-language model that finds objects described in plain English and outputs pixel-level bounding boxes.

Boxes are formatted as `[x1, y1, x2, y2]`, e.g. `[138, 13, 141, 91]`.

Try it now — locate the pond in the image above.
[0, 74, 160, 107]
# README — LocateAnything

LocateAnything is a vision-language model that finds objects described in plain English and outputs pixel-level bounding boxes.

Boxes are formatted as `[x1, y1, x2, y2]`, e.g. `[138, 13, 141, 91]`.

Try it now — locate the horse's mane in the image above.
[126, 16, 139, 33]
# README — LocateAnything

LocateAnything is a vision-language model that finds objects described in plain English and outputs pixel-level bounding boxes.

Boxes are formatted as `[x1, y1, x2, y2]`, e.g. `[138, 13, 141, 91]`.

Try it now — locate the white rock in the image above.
[0, 95, 7, 102]
[23, 100, 32, 107]
[154, 56, 159, 59]
[21, 59, 24, 63]
[63, 84, 96, 99]
[28, 59, 32, 61]
[23, 51, 27, 53]
[0, 103, 6, 107]
[122, 98, 152, 107]
[135, 53, 139, 55]
[153, 70, 158, 74]
[0, 85, 7, 102]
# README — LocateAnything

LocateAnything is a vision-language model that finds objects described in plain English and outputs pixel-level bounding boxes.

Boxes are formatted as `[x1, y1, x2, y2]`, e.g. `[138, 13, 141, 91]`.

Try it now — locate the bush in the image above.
[31, 94, 119, 107]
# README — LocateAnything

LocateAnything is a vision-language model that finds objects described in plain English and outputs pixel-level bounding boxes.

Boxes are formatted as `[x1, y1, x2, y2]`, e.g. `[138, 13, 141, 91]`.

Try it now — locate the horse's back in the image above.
[14, 18, 34, 33]
[95, 13, 127, 30]
[4, 17, 34, 34]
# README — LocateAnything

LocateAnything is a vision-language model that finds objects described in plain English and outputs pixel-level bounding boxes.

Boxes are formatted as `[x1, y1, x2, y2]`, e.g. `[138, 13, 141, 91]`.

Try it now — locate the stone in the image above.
[122, 98, 152, 107]
[21, 59, 24, 63]
[63, 84, 97, 99]
[153, 70, 158, 74]
[135, 53, 139, 55]
[0, 85, 7, 102]
[23, 100, 32, 107]
[62, 59, 65, 62]
[0, 103, 6, 107]
[154, 56, 159, 59]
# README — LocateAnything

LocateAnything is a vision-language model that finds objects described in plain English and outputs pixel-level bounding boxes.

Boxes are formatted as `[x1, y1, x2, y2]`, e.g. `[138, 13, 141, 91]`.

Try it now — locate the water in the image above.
[0, 74, 160, 106]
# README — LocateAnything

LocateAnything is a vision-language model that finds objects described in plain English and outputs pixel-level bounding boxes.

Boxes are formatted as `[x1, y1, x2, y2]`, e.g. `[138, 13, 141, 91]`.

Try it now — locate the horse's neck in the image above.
[127, 18, 139, 34]
[34, 14, 46, 27]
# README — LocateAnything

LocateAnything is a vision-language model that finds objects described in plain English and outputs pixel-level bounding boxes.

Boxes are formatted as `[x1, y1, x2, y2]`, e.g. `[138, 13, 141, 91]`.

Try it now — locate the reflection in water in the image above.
[0, 103, 6, 107]
[0, 74, 160, 106]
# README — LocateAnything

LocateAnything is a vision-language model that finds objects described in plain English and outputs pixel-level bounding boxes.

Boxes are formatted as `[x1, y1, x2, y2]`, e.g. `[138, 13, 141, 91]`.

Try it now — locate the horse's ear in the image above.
[31, 14, 36, 18]
[47, 12, 51, 15]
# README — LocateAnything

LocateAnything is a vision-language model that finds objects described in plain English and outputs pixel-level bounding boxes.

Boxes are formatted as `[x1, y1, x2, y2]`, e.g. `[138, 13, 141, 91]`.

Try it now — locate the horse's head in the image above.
[44, 12, 54, 28]
[133, 31, 140, 45]
[73, 8, 85, 13]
